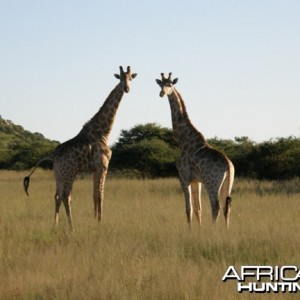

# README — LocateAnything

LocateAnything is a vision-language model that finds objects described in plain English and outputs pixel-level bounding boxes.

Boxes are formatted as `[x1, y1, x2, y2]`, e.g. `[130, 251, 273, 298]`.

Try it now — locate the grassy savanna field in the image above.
[1, 170, 300, 299]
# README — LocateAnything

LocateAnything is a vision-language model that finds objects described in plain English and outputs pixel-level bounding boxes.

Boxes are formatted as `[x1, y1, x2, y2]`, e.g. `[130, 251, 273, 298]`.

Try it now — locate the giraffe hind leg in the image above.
[224, 196, 232, 229]
[93, 172, 100, 222]
[93, 188, 98, 220]
[220, 175, 232, 229]
[55, 181, 74, 230]
[207, 188, 220, 223]
[212, 198, 220, 223]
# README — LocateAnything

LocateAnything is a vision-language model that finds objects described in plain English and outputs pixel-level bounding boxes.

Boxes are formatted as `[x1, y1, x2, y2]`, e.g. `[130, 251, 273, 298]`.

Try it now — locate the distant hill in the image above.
[0, 115, 59, 170]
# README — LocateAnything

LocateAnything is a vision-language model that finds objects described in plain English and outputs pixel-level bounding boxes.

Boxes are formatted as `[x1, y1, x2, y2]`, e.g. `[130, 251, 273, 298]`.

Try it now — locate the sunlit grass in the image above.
[1, 170, 300, 299]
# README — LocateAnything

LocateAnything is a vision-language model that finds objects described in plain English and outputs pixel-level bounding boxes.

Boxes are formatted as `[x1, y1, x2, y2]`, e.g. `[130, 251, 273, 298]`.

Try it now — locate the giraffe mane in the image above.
[175, 88, 206, 142]
[174, 88, 188, 116]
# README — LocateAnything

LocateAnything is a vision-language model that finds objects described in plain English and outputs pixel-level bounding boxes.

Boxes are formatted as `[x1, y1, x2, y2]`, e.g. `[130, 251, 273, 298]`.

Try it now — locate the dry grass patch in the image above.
[1, 172, 299, 299]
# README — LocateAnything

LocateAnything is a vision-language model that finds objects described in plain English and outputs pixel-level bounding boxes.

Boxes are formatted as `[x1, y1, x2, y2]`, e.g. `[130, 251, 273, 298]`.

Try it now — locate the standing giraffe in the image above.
[156, 73, 234, 228]
[24, 66, 137, 229]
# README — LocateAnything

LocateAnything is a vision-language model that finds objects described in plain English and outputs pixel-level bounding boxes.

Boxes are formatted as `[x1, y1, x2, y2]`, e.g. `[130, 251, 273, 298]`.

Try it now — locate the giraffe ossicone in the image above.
[23, 66, 137, 229]
[156, 72, 235, 228]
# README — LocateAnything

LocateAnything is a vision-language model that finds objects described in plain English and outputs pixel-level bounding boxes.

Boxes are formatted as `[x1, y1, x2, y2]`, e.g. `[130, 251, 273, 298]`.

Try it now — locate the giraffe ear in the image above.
[156, 79, 162, 85]
[172, 78, 178, 85]
[114, 74, 120, 79]
[131, 73, 137, 79]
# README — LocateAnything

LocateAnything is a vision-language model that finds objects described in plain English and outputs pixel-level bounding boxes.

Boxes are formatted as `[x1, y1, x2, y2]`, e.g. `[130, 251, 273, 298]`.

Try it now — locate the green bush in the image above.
[110, 123, 179, 178]
[0, 116, 58, 170]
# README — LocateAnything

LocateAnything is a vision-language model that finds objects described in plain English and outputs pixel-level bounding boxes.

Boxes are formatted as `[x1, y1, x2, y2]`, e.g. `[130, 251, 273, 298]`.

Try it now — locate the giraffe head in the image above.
[114, 66, 137, 93]
[155, 73, 178, 97]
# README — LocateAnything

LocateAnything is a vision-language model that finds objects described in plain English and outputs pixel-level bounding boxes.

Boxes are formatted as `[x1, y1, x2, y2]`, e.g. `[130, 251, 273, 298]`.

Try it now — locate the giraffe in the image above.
[156, 73, 234, 228]
[23, 66, 137, 229]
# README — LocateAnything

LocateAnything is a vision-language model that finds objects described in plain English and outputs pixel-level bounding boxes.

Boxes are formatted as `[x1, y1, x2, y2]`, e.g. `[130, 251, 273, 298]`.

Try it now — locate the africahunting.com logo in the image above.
[222, 266, 300, 293]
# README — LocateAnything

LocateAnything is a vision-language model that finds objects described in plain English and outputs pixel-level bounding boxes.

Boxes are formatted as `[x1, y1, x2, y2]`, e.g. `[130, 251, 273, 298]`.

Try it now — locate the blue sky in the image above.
[1, 0, 299, 144]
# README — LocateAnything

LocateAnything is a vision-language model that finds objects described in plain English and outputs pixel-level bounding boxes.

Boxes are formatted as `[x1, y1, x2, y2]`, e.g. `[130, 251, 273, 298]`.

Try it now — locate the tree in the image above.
[110, 123, 179, 178]
[253, 137, 300, 180]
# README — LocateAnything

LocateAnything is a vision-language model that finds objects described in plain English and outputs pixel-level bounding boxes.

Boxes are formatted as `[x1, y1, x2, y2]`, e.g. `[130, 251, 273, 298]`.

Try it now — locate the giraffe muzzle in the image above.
[159, 91, 165, 97]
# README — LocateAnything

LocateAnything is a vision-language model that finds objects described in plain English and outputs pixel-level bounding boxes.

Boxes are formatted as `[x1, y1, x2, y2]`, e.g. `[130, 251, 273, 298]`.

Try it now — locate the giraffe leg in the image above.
[55, 177, 74, 230]
[185, 185, 193, 224]
[54, 192, 61, 229]
[93, 173, 98, 219]
[93, 171, 107, 223]
[220, 174, 232, 229]
[54, 169, 63, 229]
[207, 188, 220, 223]
[92, 145, 110, 223]
[191, 181, 202, 226]
[180, 183, 192, 224]
[224, 196, 232, 229]
[176, 158, 193, 224]
[62, 193, 73, 230]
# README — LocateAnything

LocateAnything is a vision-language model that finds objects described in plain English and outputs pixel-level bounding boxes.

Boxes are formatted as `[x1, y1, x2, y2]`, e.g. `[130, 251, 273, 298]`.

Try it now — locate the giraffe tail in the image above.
[23, 156, 53, 196]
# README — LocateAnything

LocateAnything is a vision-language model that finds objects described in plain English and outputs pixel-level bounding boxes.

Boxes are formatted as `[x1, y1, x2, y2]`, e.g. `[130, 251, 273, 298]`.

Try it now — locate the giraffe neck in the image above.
[168, 89, 206, 149]
[82, 83, 124, 144]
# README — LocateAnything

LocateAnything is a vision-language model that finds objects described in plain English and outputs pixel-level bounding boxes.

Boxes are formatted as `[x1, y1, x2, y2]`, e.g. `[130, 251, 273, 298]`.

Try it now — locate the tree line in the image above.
[1, 117, 299, 180]
[109, 123, 300, 180]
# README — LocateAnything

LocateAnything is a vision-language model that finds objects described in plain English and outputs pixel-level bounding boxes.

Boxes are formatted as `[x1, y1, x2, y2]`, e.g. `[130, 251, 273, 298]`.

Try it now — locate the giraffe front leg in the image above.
[54, 193, 61, 229]
[62, 193, 73, 230]
[93, 171, 107, 223]
[176, 157, 193, 224]
[92, 144, 111, 223]
[191, 181, 202, 226]
[179, 182, 192, 224]
[185, 185, 193, 224]
[93, 175, 98, 219]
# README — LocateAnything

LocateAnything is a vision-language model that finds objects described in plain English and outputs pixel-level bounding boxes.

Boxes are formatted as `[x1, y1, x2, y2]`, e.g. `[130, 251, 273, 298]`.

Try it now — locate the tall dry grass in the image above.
[1, 170, 300, 299]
